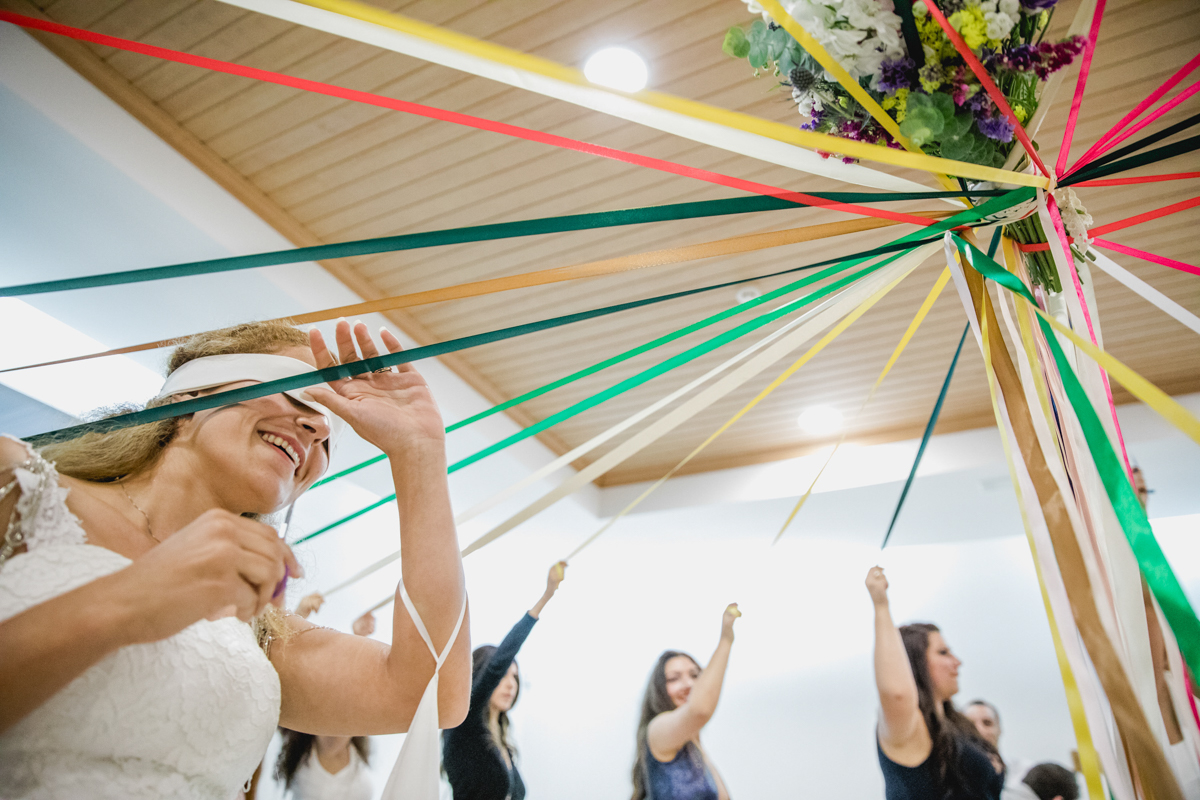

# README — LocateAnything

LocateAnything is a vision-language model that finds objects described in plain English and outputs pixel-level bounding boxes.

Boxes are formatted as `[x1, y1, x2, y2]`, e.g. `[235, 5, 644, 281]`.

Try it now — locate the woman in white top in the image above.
[0, 319, 470, 799]
[275, 598, 376, 800]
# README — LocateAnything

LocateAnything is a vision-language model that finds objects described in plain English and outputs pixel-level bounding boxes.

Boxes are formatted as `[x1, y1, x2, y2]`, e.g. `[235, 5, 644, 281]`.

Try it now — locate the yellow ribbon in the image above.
[564, 261, 914, 560]
[293, 0, 1048, 187]
[1032, 307, 1200, 447]
[978, 291, 1107, 800]
[773, 266, 951, 543]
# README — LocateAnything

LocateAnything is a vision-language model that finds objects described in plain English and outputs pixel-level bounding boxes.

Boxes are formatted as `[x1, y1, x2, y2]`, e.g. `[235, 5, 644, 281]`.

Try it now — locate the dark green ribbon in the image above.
[0, 190, 1006, 297]
[310, 189, 1035, 490]
[954, 235, 1200, 679]
[1063, 127, 1200, 186]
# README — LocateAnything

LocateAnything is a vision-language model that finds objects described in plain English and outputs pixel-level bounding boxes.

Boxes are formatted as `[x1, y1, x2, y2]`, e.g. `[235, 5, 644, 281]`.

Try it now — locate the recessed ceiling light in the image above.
[735, 286, 762, 304]
[583, 47, 648, 93]
[796, 405, 843, 436]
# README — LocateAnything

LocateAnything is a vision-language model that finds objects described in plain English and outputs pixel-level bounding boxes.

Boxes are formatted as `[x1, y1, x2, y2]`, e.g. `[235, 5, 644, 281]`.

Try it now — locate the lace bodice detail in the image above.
[0, 438, 281, 799]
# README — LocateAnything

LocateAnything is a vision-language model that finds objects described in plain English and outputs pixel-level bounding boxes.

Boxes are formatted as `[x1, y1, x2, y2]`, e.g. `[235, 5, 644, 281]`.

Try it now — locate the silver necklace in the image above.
[119, 482, 160, 543]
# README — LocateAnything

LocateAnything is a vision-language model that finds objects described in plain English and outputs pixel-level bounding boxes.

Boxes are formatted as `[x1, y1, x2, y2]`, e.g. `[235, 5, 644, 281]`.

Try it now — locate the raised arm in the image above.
[269, 322, 470, 734]
[469, 561, 565, 711]
[866, 567, 922, 749]
[647, 604, 739, 761]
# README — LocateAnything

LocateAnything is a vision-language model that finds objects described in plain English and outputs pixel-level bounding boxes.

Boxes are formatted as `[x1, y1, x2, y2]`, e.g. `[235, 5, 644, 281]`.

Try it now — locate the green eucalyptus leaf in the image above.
[723, 26, 751, 59]
[930, 91, 955, 121]
[777, 48, 795, 77]
[906, 91, 934, 111]
[943, 112, 973, 140]
[767, 25, 790, 62]
[899, 106, 945, 147]
[748, 41, 769, 70]
[940, 134, 974, 161]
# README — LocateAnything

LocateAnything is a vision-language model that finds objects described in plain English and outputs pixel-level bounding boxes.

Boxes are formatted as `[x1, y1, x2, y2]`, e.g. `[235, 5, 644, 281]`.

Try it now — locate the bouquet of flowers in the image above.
[723, 0, 1087, 288]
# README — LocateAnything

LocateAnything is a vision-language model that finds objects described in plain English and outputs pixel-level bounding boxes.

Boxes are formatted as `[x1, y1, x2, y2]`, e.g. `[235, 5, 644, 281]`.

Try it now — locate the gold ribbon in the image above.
[563, 257, 916, 561]
[11, 212, 945, 372]
[288, 0, 1048, 187]
[773, 266, 952, 543]
[957, 232, 1182, 800]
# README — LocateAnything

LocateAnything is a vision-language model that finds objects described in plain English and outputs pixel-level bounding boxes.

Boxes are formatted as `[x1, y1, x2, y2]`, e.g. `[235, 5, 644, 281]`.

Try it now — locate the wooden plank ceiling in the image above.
[8, 0, 1199, 485]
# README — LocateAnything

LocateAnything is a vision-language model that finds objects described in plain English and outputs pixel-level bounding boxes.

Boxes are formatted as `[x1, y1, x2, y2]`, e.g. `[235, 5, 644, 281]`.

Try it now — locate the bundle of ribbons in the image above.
[3, 0, 1199, 796]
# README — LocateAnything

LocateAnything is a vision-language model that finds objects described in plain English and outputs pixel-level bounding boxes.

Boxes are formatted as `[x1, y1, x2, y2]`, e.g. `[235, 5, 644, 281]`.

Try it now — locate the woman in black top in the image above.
[442, 561, 566, 800]
[866, 567, 1004, 800]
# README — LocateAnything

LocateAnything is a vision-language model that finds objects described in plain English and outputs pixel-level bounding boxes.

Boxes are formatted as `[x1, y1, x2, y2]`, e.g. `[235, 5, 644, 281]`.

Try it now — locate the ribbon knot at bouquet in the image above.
[723, 0, 1087, 288]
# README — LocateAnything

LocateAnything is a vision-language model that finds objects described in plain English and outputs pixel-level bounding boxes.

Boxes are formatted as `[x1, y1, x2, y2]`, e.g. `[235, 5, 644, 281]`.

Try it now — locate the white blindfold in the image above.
[156, 353, 345, 453]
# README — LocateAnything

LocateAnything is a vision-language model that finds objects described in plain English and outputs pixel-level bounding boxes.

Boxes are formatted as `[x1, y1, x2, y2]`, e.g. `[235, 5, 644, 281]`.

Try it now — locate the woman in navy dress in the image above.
[630, 604, 739, 800]
[442, 561, 566, 800]
[867, 567, 1004, 800]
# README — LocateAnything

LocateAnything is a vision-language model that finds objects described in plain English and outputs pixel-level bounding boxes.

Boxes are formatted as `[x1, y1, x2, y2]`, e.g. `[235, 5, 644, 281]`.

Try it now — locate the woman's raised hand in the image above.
[295, 593, 324, 619]
[117, 509, 302, 644]
[721, 603, 740, 643]
[865, 566, 890, 607]
[306, 320, 445, 454]
[352, 611, 376, 637]
[546, 561, 567, 594]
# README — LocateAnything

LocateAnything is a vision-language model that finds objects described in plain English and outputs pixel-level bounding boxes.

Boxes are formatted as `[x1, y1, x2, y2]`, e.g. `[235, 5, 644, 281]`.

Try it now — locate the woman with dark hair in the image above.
[442, 561, 566, 800]
[866, 566, 1004, 800]
[273, 604, 378, 799]
[631, 604, 739, 800]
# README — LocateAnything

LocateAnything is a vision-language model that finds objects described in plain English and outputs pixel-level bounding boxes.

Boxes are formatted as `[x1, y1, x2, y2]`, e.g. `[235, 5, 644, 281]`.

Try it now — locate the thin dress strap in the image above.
[397, 582, 466, 671]
[0, 436, 83, 571]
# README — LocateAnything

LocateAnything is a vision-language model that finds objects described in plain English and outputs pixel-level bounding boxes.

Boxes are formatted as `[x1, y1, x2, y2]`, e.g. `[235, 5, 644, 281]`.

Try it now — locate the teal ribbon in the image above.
[0, 190, 1005, 297]
[954, 235, 1200, 680]
[24, 229, 957, 447]
[308, 189, 1035, 490]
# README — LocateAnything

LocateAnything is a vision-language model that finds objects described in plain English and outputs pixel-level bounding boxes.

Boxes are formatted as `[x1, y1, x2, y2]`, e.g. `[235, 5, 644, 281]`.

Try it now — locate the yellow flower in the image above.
[894, 88, 910, 122]
[1012, 104, 1029, 123]
[948, 6, 989, 50]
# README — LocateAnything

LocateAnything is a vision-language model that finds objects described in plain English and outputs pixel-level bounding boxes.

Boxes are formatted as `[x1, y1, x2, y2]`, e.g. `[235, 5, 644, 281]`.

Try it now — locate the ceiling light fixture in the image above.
[796, 405, 844, 436]
[583, 48, 649, 93]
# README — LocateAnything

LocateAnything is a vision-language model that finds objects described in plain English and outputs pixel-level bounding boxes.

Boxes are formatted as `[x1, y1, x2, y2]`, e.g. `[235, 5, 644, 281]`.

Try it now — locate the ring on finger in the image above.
[372, 367, 394, 374]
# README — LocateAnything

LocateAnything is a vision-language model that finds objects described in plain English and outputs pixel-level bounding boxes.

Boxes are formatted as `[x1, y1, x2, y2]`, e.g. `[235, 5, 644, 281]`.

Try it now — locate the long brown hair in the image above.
[630, 650, 702, 800]
[274, 728, 369, 788]
[900, 623, 1003, 798]
[472, 644, 520, 758]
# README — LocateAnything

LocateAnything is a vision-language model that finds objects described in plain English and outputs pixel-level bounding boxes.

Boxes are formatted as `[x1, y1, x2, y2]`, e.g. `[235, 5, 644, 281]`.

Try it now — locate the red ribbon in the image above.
[1072, 172, 1200, 187]
[1089, 195, 1200, 237]
[920, 0, 1051, 178]
[0, 11, 939, 229]
[1056, 0, 1107, 177]
[1067, 53, 1200, 176]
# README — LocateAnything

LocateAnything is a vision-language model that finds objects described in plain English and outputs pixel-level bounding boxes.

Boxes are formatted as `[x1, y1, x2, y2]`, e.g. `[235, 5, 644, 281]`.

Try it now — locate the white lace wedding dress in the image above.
[0, 438, 281, 799]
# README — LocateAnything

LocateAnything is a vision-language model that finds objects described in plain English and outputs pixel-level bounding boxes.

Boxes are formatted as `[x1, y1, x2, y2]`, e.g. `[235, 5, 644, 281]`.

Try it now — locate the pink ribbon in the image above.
[1045, 194, 1135, 482]
[1070, 81, 1200, 175]
[1067, 53, 1200, 176]
[1093, 239, 1200, 277]
[1055, 0, 1107, 177]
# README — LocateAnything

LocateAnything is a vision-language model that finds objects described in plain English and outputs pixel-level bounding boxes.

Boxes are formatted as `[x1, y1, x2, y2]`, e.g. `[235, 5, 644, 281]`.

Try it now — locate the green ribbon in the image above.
[308, 189, 1035, 490]
[0, 190, 1006, 297]
[25, 228, 961, 447]
[955, 235, 1200, 679]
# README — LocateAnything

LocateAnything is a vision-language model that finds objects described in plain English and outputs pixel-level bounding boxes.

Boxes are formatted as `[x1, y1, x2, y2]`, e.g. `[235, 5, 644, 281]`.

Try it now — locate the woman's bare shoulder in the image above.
[0, 435, 34, 471]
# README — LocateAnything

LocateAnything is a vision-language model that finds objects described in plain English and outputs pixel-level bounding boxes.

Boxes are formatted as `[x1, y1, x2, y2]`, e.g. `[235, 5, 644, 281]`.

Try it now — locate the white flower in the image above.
[913, 1, 928, 17]
[984, 10, 1015, 40]
[998, 0, 1020, 16]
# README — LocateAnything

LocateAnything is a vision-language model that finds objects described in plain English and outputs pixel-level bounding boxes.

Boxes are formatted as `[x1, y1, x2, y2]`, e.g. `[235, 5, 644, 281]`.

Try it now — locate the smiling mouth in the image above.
[260, 433, 300, 470]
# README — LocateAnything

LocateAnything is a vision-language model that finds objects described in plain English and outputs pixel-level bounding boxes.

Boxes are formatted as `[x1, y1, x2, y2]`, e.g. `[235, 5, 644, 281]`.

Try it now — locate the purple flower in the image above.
[988, 37, 1086, 80]
[878, 58, 917, 93]
[977, 113, 1015, 142]
[1019, 0, 1059, 10]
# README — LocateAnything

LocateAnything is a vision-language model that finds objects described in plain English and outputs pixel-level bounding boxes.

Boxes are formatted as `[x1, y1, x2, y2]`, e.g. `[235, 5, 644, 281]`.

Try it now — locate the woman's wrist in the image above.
[79, 571, 150, 651]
